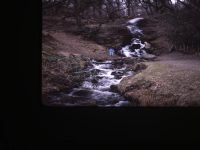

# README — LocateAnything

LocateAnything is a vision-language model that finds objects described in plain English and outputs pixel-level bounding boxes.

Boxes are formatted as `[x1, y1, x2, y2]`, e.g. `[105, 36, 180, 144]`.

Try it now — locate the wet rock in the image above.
[144, 41, 151, 49]
[141, 53, 156, 60]
[111, 71, 124, 75]
[90, 69, 101, 75]
[121, 37, 132, 47]
[144, 48, 154, 54]
[112, 60, 124, 66]
[113, 64, 124, 70]
[91, 78, 99, 84]
[73, 90, 93, 97]
[111, 71, 124, 79]
[59, 95, 98, 106]
[111, 72, 124, 79]
[80, 100, 97, 106]
[110, 85, 119, 93]
[123, 57, 141, 64]
[48, 94, 79, 104]
[116, 76, 123, 79]
[129, 44, 141, 50]
[96, 98, 120, 105]
[96, 76, 103, 80]
[114, 101, 133, 106]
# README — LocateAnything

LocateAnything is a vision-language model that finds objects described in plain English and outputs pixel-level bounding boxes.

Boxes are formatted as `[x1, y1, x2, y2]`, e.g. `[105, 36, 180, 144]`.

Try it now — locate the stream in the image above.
[49, 18, 147, 107]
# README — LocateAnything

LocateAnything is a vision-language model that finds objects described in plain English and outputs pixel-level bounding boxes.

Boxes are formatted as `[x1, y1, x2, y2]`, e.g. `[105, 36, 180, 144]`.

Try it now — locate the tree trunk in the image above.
[98, 5, 102, 17]
[76, 14, 82, 28]
[93, 6, 96, 18]
[127, 0, 131, 16]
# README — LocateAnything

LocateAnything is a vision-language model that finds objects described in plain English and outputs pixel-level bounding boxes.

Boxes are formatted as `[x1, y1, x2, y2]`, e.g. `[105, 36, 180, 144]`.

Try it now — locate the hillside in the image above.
[42, 15, 200, 106]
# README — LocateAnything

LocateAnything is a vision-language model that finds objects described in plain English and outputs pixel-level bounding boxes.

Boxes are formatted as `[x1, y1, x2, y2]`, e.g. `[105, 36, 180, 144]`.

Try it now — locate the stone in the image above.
[144, 41, 151, 49]
[110, 85, 119, 93]
[123, 57, 139, 64]
[90, 69, 101, 75]
[129, 44, 141, 50]
[91, 78, 99, 84]
[73, 90, 92, 97]
[141, 53, 156, 60]
[111, 71, 124, 79]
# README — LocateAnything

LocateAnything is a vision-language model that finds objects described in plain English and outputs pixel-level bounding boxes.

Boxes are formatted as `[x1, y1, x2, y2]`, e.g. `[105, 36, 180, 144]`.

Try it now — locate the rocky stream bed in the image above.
[46, 18, 156, 106]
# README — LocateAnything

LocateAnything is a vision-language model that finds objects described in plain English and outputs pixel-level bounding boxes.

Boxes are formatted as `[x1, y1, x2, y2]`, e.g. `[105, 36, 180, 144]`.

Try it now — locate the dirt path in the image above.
[157, 52, 200, 72]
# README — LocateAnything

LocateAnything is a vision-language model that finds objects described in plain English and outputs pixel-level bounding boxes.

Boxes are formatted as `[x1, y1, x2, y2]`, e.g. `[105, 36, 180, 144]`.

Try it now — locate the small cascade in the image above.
[49, 18, 147, 106]
[121, 18, 147, 58]
[67, 60, 133, 106]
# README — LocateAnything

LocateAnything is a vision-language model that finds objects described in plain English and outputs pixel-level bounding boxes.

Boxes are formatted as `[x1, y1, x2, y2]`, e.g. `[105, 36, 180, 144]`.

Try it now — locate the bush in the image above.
[160, 9, 200, 53]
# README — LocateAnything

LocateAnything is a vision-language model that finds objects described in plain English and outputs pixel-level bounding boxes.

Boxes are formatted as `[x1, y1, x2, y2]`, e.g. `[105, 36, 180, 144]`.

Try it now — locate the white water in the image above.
[122, 38, 146, 57]
[68, 60, 133, 106]
[66, 18, 147, 106]
[128, 18, 144, 24]
[121, 17, 148, 58]
[127, 18, 144, 34]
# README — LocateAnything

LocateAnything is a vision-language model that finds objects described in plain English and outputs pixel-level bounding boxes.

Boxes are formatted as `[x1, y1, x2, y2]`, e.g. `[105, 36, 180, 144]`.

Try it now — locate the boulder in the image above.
[129, 44, 141, 50]
[110, 85, 119, 93]
[144, 41, 151, 49]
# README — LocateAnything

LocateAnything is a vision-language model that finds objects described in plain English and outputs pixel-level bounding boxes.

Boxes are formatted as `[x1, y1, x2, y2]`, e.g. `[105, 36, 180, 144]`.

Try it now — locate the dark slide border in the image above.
[4, 0, 200, 149]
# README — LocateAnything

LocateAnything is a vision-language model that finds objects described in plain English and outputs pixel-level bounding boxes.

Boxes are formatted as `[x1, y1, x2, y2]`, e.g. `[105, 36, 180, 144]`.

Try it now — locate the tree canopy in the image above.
[43, 0, 200, 53]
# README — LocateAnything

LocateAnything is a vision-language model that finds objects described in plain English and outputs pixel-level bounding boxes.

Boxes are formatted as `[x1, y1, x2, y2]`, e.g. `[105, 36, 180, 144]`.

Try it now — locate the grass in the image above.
[118, 57, 200, 106]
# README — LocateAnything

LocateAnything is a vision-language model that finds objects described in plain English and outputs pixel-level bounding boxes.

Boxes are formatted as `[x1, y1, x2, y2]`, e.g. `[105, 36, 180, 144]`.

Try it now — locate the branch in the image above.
[177, 0, 200, 14]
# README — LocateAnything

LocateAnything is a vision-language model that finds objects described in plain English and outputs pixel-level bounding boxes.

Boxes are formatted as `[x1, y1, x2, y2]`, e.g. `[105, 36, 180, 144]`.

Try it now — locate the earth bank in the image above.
[117, 52, 200, 106]
[42, 17, 135, 105]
